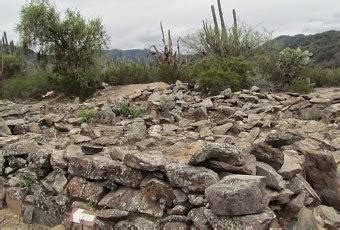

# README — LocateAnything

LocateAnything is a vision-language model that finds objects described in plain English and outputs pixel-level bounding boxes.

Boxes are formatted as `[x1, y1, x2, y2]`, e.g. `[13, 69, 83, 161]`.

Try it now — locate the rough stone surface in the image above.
[256, 161, 286, 191]
[204, 208, 276, 230]
[165, 163, 219, 193]
[205, 175, 268, 216]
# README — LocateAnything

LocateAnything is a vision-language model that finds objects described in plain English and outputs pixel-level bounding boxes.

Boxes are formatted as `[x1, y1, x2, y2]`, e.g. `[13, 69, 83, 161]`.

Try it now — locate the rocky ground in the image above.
[0, 82, 339, 229]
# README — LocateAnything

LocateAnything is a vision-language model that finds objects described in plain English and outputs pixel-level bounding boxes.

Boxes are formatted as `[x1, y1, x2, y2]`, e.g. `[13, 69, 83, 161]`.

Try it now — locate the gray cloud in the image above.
[0, 0, 339, 49]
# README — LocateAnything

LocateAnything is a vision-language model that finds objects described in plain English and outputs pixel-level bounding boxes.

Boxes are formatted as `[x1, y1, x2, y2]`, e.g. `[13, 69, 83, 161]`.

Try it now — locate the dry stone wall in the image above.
[0, 83, 339, 229]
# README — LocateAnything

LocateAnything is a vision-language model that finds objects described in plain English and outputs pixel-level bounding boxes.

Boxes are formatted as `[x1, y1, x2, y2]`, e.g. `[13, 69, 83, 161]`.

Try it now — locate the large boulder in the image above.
[205, 175, 268, 216]
[165, 163, 219, 193]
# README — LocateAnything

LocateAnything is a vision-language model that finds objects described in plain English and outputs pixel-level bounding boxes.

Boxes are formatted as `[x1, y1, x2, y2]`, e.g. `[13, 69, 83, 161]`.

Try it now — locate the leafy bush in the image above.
[284, 79, 313, 94]
[248, 73, 277, 91]
[114, 101, 144, 118]
[277, 48, 312, 84]
[50, 67, 101, 98]
[183, 55, 254, 94]
[78, 109, 97, 123]
[302, 67, 340, 87]
[1, 53, 26, 78]
[154, 62, 183, 84]
[1, 71, 53, 99]
[102, 63, 154, 86]
[199, 68, 243, 95]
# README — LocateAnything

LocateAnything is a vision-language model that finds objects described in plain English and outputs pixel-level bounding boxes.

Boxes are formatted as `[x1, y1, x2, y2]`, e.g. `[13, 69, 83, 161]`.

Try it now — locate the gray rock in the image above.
[123, 151, 166, 171]
[66, 177, 105, 203]
[165, 163, 219, 193]
[278, 150, 304, 179]
[188, 207, 211, 230]
[265, 130, 302, 148]
[99, 187, 164, 217]
[68, 154, 144, 188]
[189, 142, 245, 166]
[212, 123, 233, 135]
[205, 175, 268, 216]
[256, 162, 286, 191]
[0, 117, 11, 136]
[96, 209, 129, 221]
[204, 208, 276, 230]
[251, 143, 284, 170]
[188, 194, 206, 206]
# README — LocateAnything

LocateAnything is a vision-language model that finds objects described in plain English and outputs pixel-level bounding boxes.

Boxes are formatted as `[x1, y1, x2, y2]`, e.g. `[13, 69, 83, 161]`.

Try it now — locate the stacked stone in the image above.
[0, 83, 339, 229]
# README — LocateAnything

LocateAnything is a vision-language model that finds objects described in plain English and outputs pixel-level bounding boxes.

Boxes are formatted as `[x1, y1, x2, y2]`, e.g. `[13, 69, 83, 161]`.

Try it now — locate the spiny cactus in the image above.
[148, 22, 181, 65]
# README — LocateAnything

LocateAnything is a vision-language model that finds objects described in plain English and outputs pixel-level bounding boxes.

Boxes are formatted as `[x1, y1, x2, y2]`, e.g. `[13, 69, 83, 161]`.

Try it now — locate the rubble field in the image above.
[0, 82, 339, 229]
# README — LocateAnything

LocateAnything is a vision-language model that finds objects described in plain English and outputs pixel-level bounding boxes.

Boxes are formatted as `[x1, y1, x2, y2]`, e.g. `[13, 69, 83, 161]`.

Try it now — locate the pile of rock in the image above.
[0, 83, 339, 229]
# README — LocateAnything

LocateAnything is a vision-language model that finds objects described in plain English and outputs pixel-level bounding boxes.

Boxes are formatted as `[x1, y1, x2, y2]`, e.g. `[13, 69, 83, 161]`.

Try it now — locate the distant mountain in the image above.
[267, 30, 340, 68]
[104, 49, 153, 63]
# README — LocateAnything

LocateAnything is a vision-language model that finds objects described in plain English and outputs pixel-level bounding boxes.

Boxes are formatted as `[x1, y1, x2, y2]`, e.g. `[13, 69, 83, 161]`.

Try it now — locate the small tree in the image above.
[17, 0, 109, 97]
[277, 47, 312, 84]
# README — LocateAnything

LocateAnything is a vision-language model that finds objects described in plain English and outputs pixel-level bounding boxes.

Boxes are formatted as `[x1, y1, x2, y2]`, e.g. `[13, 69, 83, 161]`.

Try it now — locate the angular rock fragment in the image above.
[278, 150, 304, 179]
[204, 208, 276, 230]
[205, 175, 268, 216]
[251, 143, 284, 170]
[256, 162, 286, 191]
[165, 163, 219, 193]
[123, 151, 166, 171]
[67, 177, 104, 203]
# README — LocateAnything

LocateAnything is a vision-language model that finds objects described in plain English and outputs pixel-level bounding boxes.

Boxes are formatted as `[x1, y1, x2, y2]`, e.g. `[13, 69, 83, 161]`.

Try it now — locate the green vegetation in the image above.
[183, 56, 254, 94]
[102, 62, 154, 85]
[1, 70, 53, 99]
[0, 0, 338, 100]
[284, 78, 313, 94]
[1, 53, 26, 78]
[267, 30, 340, 68]
[16, 0, 108, 97]
[302, 67, 340, 87]
[78, 109, 97, 123]
[277, 47, 312, 84]
[114, 101, 144, 118]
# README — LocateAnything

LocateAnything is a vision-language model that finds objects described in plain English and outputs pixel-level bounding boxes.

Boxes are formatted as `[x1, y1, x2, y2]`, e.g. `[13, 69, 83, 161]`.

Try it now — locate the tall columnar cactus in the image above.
[232, 9, 239, 46]
[217, 0, 227, 38]
[211, 5, 220, 36]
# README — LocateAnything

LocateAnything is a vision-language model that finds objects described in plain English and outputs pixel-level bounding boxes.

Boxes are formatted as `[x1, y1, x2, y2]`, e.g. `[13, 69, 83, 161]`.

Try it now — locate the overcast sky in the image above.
[0, 0, 339, 49]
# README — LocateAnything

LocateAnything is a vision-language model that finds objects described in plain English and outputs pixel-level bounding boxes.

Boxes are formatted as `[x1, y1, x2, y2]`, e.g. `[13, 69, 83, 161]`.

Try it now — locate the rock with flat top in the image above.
[205, 175, 268, 216]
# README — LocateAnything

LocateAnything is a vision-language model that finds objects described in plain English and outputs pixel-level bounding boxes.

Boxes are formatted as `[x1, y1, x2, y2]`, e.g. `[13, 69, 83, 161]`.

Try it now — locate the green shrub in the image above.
[1, 71, 52, 99]
[277, 47, 312, 84]
[154, 62, 183, 84]
[284, 79, 313, 94]
[199, 68, 242, 95]
[102, 63, 154, 86]
[302, 67, 340, 87]
[50, 67, 101, 98]
[1, 53, 26, 78]
[114, 101, 144, 118]
[78, 109, 97, 123]
[183, 56, 254, 94]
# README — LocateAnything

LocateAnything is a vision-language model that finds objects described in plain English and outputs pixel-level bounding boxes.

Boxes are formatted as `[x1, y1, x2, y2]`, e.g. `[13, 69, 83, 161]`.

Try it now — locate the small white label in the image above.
[72, 209, 95, 224]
